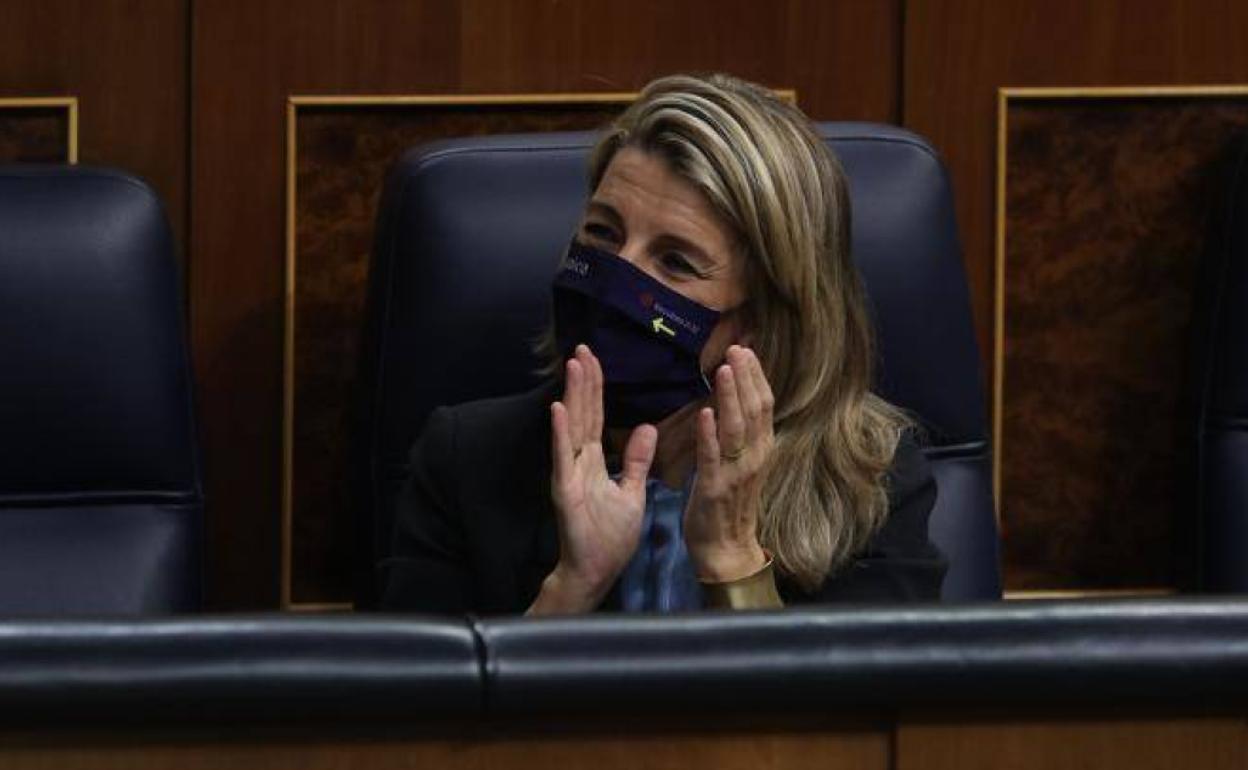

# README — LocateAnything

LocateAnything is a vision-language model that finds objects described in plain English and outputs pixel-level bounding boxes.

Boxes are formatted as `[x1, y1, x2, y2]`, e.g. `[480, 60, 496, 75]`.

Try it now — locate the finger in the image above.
[696, 406, 722, 480]
[715, 364, 747, 459]
[745, 347, 775, 425]
[618, 423, 657, 494]
[574, 345, 593, 444]
[728, 346, 762, 443]
[564, 357, 584, 450]
[550, 402, 575, 483]
[586, 345, 604, 441]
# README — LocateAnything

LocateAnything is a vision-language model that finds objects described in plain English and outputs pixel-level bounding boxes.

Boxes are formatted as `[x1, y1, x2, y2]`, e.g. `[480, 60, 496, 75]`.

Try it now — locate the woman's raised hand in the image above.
[529, 344, 657, 614]
[683, 345, 775, 582]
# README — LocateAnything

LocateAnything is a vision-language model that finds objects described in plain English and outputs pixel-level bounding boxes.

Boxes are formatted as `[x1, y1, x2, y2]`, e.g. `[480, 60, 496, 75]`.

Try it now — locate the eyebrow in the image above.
[584, 200, 719, 270]
[585, 200, 623, 227]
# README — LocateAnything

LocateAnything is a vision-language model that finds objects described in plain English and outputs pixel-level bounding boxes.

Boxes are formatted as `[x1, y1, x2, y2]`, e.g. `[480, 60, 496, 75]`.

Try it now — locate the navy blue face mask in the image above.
[552, 239, 722, 428]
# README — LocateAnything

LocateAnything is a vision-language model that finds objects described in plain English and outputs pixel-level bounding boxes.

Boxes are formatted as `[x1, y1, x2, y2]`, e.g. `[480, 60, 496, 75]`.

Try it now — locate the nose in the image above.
[605, 235, 672, 288]
[616, 239, 646, 267]
[616, 240, 667, 286]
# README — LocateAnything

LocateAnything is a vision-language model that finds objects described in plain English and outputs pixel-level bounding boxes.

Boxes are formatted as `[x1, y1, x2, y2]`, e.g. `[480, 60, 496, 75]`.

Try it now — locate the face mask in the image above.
[552, 239, 721, 428]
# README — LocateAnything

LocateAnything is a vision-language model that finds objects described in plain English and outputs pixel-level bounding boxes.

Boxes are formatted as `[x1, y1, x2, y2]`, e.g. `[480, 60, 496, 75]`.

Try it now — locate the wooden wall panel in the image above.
[904, 0, 1248, 592]
[0, 104, 72, 162]
[456, 0, 899, 120]
[906, 1, 1248, 371]
[192, 0, 901, 608]
[999, 93, 1248, 591]
[0, 1, 187, 249]
[0, 723, 889, 769]
[193, 1, 462, 610]
[896, 717, 1248, 770]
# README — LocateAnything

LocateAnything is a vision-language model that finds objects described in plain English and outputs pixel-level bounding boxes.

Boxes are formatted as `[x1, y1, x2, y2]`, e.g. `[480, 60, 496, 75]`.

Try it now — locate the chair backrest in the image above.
[358, 124, 1001, 604]
[0, 166, 202, 614]
[1194, 135, 1248, 592]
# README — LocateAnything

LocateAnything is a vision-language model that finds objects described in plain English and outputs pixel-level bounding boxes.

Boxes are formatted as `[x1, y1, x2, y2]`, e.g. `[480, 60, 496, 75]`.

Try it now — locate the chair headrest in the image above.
[0, 165, 199, 505]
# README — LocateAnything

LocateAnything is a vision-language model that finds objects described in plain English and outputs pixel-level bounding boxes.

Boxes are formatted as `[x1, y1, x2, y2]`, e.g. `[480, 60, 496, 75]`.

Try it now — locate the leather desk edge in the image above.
[0, 598, 1245, 723]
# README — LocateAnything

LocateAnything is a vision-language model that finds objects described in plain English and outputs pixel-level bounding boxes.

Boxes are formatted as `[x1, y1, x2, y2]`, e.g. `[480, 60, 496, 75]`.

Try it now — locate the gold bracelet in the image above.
[699, 552, 784, 610]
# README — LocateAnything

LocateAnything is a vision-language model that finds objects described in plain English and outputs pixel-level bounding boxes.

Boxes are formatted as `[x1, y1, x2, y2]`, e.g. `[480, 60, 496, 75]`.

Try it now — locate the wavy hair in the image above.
[586, 73, 911, 590]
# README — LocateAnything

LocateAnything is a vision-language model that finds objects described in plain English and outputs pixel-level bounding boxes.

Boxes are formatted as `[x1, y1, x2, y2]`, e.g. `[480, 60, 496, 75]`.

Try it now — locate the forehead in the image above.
[591, 147, 738, 256]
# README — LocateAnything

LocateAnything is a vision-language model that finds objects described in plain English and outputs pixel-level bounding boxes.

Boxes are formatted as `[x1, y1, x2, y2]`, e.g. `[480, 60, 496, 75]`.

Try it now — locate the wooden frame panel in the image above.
[0, 97, 79, 163]
[995, 85, 1248, 594]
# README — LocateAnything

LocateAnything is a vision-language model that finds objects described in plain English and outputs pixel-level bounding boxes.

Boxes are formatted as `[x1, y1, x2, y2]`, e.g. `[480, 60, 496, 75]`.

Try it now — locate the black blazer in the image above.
[379, 384, 947, 614]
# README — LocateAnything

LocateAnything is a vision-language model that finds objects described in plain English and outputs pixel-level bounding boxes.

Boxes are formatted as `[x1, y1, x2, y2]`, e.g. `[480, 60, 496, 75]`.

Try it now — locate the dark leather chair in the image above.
[0, 166, 202, 614]
[1194, 135, 1248, 592]
[358, 124, 1001, 605]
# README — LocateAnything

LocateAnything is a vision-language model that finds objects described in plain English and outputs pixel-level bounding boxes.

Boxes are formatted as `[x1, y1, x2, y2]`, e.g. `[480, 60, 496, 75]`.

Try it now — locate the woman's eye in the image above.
[582, 222, 618, 244]
[660, 252, 700, 276]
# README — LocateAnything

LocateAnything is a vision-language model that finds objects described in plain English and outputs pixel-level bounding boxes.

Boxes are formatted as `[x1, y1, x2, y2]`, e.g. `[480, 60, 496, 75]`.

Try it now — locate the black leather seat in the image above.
[358, 124, 1001, 604]
[0, 166, 202, 614]
[1194, 136, 1248, 592]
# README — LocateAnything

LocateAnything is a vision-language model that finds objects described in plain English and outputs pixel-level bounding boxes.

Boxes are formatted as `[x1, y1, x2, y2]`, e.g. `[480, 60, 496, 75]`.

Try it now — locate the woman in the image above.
[380, 73, 946, 614]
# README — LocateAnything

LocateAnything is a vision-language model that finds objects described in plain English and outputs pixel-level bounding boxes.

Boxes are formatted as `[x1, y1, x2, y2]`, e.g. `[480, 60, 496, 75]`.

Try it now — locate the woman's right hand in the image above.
[527, 344, 657, 615]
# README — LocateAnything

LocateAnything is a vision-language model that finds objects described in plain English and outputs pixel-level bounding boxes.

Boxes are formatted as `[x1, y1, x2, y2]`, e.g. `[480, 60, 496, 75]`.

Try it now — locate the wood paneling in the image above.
[0, 1, 187, 248]
[0, 726, 889, 770]
[193, 0, 901, 608]
[2, 716, 1246, 769]
[192, 2, 462, 609]
[905, 0, 1248, 592]
[999, 94, 1248, 590]
[455, 0, 900, 120]
[0, 106, 71, 162]
[896, 717, 1248, 770]
[905, 0, 1248, 368]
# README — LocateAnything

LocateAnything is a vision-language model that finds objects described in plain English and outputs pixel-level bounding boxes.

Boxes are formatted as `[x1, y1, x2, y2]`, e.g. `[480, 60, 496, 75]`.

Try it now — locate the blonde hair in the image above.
[588, 73, 910, 591]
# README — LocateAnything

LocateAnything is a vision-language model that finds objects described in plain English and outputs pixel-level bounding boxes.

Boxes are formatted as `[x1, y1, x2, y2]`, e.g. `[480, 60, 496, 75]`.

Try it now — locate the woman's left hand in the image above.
[684, 345, 776, 582]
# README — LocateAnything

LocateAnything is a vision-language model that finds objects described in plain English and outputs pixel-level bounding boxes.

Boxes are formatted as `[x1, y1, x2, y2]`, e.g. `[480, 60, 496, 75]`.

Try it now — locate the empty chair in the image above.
[0, 166, 202, 613]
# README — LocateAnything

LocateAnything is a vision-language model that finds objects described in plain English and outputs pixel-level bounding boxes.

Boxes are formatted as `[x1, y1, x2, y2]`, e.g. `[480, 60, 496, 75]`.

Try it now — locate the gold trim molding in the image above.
[0, 97, 79, 163]
[1004, 587, 1176, 601]
[994, 84, 1248, 599]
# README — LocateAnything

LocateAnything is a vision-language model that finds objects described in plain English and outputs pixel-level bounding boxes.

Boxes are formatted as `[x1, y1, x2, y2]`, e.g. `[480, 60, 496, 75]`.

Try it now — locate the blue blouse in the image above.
[616, 475, 704, 612]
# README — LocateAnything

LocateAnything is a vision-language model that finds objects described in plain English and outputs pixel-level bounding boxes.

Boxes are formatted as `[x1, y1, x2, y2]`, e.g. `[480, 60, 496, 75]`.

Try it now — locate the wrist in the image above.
[692, 542, 768, 583]
[527, 563, 609, 615]
[699, 550, 783, 610]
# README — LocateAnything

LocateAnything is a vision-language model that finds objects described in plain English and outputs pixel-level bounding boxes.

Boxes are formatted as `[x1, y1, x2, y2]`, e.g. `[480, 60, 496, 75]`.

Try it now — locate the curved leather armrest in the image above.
[477, 598, 1248, 714]
[0, 615, 480, 723]
[3, 600, 1247, 725]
